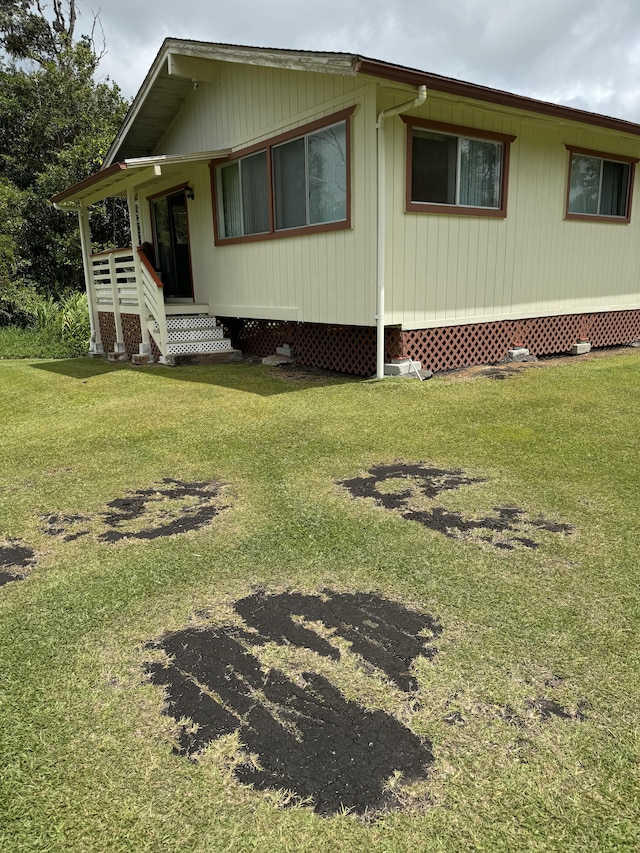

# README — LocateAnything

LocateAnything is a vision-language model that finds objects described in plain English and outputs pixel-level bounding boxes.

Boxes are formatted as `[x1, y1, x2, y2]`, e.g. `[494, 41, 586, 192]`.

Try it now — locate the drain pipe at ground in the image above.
[376, 85, 427, 379]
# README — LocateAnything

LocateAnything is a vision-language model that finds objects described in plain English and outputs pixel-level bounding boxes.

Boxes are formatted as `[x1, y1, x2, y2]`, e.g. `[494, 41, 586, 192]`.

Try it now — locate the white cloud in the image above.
[79, 0, 640, 122]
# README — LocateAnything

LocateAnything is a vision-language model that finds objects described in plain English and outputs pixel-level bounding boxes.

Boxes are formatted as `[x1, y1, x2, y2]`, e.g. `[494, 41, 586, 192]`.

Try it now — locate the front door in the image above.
[151, 189, 194, 300]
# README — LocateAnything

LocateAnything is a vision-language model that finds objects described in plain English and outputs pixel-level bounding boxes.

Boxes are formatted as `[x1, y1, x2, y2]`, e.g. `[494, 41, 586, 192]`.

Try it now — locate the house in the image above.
[52, 39, 640, 376]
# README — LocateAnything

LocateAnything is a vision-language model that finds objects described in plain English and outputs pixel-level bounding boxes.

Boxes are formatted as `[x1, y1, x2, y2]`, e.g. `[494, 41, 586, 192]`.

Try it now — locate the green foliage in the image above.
[0, 2, 129, 298]
[0, 290, 89, 356]
[36, 290, 90, 354]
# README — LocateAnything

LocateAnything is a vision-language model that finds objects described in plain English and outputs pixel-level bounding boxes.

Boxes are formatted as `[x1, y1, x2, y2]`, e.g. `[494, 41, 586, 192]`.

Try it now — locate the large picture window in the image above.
[403, 118, 515, 218]
[213, 109, 352, 243]
[565, 146, 636, 222]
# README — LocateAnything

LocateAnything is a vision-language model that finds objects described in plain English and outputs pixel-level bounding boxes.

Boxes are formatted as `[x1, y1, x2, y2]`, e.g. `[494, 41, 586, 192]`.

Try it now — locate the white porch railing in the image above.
[89, 247, 167, 356]
[91, 248, 139, 309]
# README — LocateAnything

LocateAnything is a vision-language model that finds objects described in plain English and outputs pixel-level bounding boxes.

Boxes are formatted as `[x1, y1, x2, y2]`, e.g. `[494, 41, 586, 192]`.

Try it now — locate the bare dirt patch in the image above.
[0, 538, 36, 585]
[339, 463, 572, 551]
[145, 589, 441, 817]
[444, 345, 639, 382]
[43, 478, 231, 544]
[142, 589, 587, 819]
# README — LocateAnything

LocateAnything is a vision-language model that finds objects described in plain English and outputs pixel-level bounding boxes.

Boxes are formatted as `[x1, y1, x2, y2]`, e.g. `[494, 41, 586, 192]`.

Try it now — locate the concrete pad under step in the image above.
[108, 351, 128, 362]
[384, 359, 422, 376]
[168, 349, 243, 366]
[131, 353, 153, 366]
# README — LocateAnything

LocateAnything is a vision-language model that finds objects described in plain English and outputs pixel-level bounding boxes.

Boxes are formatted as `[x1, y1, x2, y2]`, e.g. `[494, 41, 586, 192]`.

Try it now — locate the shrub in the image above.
[0, 291, 90, 358]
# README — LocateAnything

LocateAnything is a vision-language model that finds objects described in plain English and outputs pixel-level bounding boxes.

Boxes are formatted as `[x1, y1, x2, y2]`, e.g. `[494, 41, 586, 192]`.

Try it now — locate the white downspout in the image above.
[376, 85, 427, 379]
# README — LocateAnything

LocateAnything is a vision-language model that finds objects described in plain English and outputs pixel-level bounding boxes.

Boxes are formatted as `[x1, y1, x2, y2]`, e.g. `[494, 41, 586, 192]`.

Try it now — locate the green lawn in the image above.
[1, 354, 638, 852]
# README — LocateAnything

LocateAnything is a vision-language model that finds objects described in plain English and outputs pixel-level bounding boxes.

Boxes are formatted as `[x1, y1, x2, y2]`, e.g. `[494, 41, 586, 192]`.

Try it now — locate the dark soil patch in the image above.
[481, 366, 521, 380]
[43, 514, 91, 542]
[339, 463, 572, 551]
[526, 697, 586, 721]
[145, 589, 439, 817]
[0, 539, 36, 585]
[42, 478, 230, 544]
[443, 345, 639, 382]
[234, 589, 441, 691]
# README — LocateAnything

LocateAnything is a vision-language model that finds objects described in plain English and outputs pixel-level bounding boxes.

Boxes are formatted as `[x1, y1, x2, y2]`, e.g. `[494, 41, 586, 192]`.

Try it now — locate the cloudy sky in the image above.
[82, 0, 640, 122]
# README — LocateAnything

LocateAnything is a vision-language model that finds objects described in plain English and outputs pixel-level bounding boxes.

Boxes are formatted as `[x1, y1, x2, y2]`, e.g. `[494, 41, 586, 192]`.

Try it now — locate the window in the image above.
[403, 118, 515, 217]
[218, 152, 269, 238]
[565, 146, 636, 222]
[213, 109, 352, 242]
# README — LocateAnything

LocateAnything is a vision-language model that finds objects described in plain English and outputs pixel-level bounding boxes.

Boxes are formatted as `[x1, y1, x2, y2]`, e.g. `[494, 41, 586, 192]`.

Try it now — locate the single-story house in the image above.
[52, 39, 640, 376]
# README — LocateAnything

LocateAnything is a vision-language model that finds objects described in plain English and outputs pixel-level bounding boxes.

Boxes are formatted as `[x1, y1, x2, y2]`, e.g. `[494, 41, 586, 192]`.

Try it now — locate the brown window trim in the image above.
[210, 106, 355, 245]
[564, 145, 638, 224]
[146, 182, 190, 204]
[402, 117, 516, 218]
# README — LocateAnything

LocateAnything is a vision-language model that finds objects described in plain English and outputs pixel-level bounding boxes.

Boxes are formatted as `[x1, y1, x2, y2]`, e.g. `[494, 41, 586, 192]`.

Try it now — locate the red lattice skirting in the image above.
[220, 317, 400, 376]
[222, 309, 640, 376]
[97, 309, 640, 375]
[401, 310, 640, 373]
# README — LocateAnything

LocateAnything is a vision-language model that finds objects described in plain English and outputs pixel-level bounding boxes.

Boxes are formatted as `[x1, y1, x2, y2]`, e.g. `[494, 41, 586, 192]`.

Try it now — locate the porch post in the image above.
[126, 188, 151, 355]
[77, 203, 103, 355]
[108, 251, 126, 353]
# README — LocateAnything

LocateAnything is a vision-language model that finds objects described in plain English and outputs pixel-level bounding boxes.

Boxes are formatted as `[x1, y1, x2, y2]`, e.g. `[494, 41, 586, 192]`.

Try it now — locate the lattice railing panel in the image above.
[122, 313, 143, 357]
[98, 312, 116, 355]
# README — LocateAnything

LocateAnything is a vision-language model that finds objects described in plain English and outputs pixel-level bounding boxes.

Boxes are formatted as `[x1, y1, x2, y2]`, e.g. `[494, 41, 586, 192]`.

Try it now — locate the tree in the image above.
[0, 1, 128, 308]
[0, 0, 94, 67]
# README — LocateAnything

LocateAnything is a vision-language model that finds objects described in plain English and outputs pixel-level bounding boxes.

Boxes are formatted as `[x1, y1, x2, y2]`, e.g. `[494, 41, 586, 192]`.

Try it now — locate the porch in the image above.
[87, 247, 239, 365]
[50, 149, 238, 365]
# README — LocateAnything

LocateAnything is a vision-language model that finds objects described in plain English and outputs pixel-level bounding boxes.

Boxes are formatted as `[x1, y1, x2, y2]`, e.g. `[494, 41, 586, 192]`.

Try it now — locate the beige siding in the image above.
[151, 65, 378, 327]
[384, 90, 640, 329]
[135, 63, 640, 332]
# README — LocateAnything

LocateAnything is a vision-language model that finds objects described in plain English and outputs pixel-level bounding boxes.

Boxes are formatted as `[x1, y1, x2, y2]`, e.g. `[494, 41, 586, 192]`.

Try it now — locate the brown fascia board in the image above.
[103, 40, 640, 171]
[354, 57, 640, 138]
[51, 162, 128, 204]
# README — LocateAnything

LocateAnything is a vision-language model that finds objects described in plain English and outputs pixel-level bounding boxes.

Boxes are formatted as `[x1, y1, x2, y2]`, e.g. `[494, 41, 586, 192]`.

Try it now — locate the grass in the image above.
[0, 353, 639, 852]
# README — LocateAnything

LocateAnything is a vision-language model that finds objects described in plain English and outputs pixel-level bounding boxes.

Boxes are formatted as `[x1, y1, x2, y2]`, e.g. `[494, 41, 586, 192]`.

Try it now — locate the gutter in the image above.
[376, 85, 427, 379]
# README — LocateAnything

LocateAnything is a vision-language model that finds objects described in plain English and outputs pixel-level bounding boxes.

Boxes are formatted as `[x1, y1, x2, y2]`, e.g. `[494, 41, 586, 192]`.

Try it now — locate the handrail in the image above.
[137, 248, 163, 288]
[136, 247, 168, 355]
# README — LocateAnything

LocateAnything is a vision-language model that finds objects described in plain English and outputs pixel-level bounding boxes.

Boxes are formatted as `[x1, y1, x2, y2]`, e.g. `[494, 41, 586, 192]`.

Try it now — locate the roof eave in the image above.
[52, 150, 231, 208]
[355, 57, 640, 137]
[103, 40, 359, 167]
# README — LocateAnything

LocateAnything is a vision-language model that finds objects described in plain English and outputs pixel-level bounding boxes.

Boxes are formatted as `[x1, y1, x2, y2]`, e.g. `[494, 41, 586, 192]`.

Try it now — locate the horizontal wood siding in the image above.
[155, 66, 377, 327]
[385, 91, 640, 329]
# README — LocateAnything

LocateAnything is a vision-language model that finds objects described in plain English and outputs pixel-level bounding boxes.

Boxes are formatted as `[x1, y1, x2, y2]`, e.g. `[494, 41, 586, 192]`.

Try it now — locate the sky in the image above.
[81, 0, 640, 123]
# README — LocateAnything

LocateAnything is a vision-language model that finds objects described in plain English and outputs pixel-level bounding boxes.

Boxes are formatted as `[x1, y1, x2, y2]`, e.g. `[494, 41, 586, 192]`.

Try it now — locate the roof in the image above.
[54, 38, 640, 206]
[51, 150, 230, 208]
[104, 42, 359, 166]
[102, 38, 640, 168]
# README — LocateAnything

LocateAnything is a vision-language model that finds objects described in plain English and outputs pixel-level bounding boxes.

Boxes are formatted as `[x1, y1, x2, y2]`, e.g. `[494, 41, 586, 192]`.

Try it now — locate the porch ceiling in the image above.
[51, 150, 230, 209]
